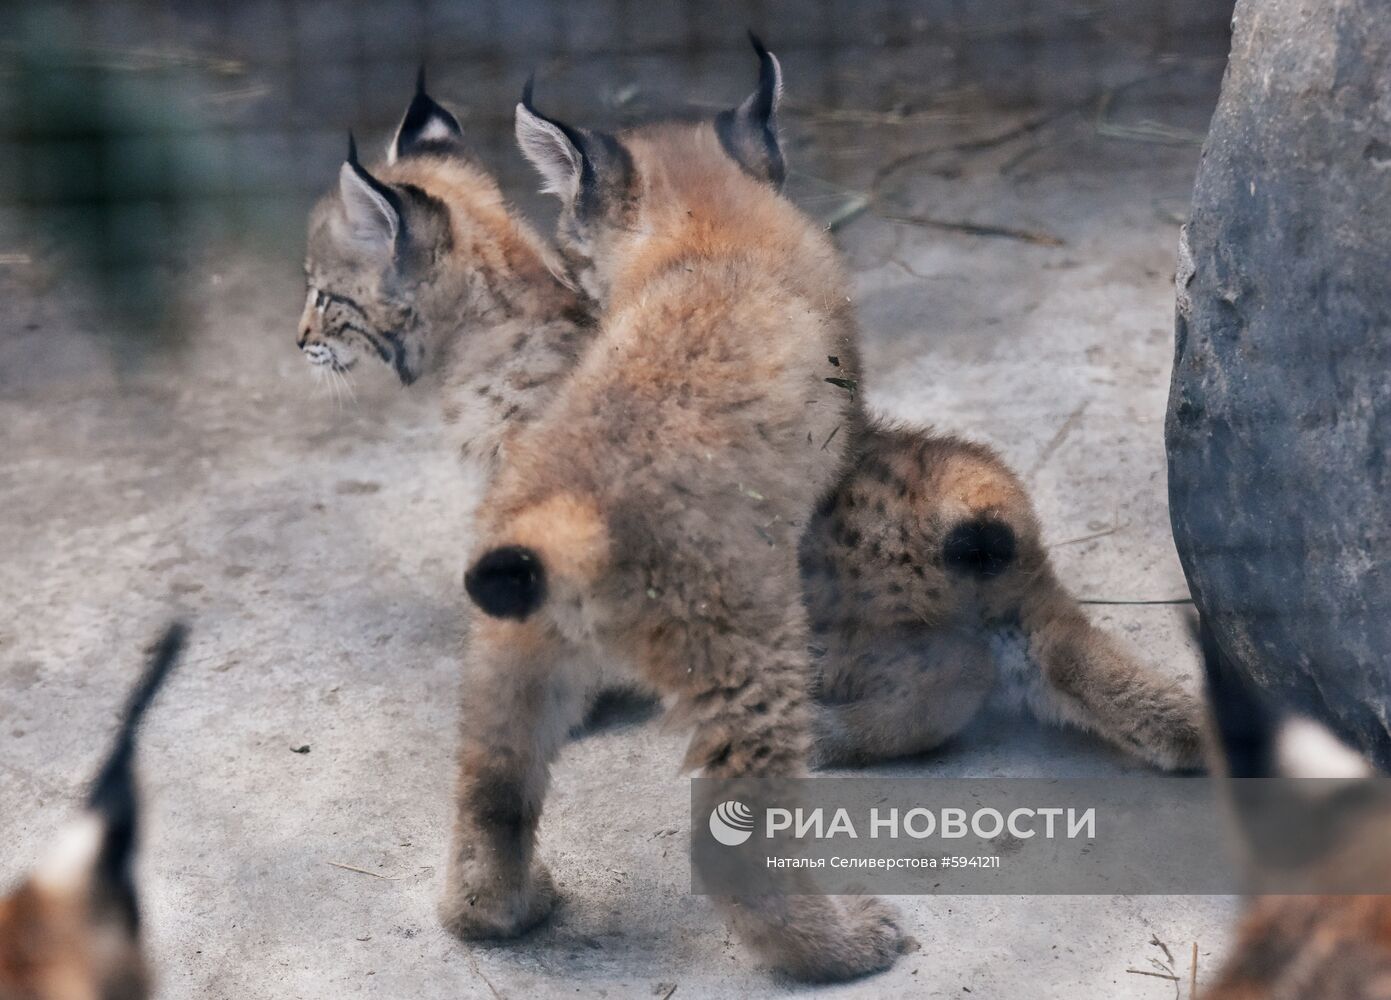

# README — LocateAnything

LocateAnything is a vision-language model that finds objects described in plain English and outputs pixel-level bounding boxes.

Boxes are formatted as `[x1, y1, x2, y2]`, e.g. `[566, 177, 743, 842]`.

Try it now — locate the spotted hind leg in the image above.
[993, 566, 1205, 771]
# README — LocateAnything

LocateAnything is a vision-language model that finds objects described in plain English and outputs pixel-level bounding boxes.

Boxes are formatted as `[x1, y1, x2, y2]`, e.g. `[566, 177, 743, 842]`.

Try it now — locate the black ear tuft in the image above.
[87, 621, 187, 930]
[391, 67, 464, 163]
[746, 32, 780, 121]
[465, 546, 547, 620]
[715, 33, 786, 188]
[942, 519, 1016, 579]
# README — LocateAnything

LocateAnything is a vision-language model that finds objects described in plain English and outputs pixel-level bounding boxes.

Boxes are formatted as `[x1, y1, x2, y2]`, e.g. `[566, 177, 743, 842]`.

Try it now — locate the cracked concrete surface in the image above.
[2, 4, 1239, 997]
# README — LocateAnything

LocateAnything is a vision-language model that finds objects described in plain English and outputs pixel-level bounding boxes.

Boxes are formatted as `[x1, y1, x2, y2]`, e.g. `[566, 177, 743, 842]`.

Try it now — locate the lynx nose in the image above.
[297, 325, 310, 349]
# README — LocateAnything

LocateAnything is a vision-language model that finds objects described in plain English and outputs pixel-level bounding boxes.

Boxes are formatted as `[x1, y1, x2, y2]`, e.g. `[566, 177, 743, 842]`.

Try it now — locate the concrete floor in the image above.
[1, 6, 1240, 998]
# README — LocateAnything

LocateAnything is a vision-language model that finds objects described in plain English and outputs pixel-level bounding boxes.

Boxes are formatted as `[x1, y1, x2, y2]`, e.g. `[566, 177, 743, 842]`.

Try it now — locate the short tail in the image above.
[465, 546, 547, 619]
[942, 517, 1017, 580]
[464, 493, 609, 622]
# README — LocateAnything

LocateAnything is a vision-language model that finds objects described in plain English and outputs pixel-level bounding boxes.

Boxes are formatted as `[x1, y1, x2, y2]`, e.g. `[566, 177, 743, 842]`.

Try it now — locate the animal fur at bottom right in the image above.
[1198, 620, 1391, 999]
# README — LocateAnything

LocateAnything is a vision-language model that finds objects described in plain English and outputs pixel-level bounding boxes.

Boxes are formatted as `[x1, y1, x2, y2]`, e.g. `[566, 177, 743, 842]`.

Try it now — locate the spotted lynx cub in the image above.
[298, 49, 1202, 980]
[0, 624, 185, 1000]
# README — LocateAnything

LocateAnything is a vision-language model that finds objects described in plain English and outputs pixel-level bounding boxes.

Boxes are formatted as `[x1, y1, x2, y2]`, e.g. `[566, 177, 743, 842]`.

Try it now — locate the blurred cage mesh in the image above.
[0, 0, 1232, 353]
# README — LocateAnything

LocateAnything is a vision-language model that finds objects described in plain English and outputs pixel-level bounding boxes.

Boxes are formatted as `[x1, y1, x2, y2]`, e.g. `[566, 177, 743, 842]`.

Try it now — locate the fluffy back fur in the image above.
[470, 112, 862, 632]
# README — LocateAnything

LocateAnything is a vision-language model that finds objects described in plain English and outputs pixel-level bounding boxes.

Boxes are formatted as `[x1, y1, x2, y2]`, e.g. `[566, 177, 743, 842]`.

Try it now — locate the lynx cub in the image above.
[450, 42, 906, 981]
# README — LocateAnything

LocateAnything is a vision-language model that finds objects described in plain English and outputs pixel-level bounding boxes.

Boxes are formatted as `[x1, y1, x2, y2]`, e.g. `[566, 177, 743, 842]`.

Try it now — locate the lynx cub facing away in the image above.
[0, 624, 185, 1000]
[1199, 622, 1391, 999]
[452, 45, 909, 980]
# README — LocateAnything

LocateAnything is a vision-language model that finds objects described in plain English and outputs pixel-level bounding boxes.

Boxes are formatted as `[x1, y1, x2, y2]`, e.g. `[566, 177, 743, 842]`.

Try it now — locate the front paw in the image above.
[785, 896, 909, 982]
[748, 894, 910, 983]
[438, 863, 558, 940]
[1135, 693, 1207, 772]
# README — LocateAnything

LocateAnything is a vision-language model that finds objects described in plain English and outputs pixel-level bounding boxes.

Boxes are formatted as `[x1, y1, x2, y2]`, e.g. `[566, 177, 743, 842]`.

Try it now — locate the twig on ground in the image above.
[1050, 523, 1126, 548]
[824, 194, 871, 232]
[1076, 598, 1194, 606]
[879, 213, 1065, 246]
[464, 946, 507, 1000]
[1029, 402, 1089, 478]
[1151, 934, 1175, 965]
[1096, 118, 1205, 146]
[1127, 968, 1180, 981]
[789, 104, 981, 127]
[324, 861, 401, 880]
[1190, 942, 1199, 997]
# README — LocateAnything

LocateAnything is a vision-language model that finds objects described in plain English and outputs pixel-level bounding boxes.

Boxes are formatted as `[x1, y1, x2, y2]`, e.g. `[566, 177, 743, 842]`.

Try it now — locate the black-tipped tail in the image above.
[465, 546, 547, 620]
[86, 621, 187, 928]
[88, 622, 186, 815]
[942, 519, 1016, 579]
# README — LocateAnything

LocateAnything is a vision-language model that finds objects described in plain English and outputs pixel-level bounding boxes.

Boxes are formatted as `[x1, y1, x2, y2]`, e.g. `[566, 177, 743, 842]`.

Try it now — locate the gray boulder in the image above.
[1167, 0, 1391, 763]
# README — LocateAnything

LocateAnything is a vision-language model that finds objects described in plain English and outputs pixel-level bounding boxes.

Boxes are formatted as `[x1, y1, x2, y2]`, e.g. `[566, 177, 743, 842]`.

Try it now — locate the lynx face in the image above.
[299, 138, 450, 386]
[0, 624, 184, 1000]
[300, 74, 580, 396]
[299, 76, 466, 386]
[514, 35, 786, 305]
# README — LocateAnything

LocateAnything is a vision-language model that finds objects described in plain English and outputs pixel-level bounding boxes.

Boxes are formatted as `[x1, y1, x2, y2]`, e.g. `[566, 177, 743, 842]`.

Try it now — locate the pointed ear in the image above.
[389, 66, 464, 163]
[515, 76, 585, 202]
[515, 77, 633, 216]
[715, 32, 786, 189]
[337, 134, 402, 261]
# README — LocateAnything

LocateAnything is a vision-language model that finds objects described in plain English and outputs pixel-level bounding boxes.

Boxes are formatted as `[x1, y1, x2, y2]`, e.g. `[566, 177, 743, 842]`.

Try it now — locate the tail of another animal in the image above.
[86, 621, 187, 929]
[465, 493, 610, 621]
[0, 621, 187, 1000]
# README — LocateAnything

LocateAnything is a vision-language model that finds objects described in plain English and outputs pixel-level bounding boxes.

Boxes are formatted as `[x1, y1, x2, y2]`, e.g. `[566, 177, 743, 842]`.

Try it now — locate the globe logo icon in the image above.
[709, 800, 755, 846]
